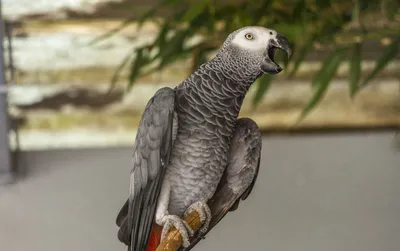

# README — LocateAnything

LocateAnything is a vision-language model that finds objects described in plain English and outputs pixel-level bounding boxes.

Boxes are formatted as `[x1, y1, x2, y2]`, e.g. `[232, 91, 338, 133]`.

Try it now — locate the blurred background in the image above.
[0, 0, 399, 251]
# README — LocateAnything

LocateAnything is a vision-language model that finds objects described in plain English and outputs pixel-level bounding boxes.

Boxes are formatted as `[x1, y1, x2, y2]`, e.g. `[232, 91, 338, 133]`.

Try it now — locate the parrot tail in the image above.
[146, 223, 163, 251]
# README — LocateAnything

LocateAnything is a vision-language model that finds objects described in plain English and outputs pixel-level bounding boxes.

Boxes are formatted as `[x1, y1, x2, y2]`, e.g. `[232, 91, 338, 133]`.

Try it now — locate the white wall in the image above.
[1, 131, 399, 251]
[3, 0, 122, 19]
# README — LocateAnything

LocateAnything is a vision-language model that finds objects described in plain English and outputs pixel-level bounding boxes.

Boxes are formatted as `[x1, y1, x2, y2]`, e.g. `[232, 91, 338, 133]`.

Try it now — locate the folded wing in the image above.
[116, 87, 176, 251]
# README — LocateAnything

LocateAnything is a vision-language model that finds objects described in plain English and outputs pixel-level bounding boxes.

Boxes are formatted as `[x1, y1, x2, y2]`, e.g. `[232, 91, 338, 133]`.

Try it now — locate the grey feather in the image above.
[116, 87, 176, 251]
[179, 117, 262, 251]
[116, 199, 128, 227]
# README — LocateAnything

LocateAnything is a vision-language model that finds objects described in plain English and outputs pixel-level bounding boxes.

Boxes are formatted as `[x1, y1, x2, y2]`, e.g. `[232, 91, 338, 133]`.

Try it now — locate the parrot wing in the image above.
[180, 117, 262, 251]
[116, 87, 176, 251]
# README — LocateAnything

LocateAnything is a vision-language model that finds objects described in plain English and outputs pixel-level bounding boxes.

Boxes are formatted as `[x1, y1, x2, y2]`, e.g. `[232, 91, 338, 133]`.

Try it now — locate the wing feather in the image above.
[116, 87, 176, 251]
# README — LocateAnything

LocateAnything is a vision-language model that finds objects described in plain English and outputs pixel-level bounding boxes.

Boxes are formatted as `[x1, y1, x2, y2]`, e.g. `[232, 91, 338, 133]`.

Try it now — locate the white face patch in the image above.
[231, 27, 276, 52]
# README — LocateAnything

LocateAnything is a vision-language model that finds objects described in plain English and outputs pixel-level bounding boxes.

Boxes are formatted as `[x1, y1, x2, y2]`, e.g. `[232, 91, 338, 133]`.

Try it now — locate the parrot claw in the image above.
[184, 201, 212, 234]
[160, 214, 193, 247]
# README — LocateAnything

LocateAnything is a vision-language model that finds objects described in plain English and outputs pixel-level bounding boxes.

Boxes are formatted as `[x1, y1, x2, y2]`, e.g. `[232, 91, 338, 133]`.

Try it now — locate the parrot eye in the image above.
[244, 33, 253, 40]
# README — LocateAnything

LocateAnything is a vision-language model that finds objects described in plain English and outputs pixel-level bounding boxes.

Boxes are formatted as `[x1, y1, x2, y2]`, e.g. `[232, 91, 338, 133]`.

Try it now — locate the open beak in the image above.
[260, 33, 292, 74]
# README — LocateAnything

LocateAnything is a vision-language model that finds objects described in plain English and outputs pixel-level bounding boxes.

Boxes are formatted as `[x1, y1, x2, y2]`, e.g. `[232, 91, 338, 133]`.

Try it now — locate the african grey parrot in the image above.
[116, 26, 291, 251]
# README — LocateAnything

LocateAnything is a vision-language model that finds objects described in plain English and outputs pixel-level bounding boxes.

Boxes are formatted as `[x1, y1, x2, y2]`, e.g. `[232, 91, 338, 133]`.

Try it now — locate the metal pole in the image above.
[0, 0, 12, 185]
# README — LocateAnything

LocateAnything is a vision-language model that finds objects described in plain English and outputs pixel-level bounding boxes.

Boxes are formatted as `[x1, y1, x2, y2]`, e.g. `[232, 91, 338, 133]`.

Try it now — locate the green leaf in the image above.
[107, 52, 133, 95]
[361, 37, 399, 87]
[298, 47, 348, 121]
[127, 48, 148, 90]
[158, 29, 191, 69]
[252, 74, 274, 107]
[138, 8, 158, 27]
[152, 22, 170, 58]
[315, 0, 332, 8]
[288, 34, 316, 78]
[311, 47, 347, 88]
[88, 16, 136, 46]
[182, 0, 209, 22]
[349, 42, 362, 98]
[207, 1, 216, 31]
[87, 0, 183, 46]
[292, 0, 306, 20]
[138, 0, 181, 27]
[381, 0, 400, 21]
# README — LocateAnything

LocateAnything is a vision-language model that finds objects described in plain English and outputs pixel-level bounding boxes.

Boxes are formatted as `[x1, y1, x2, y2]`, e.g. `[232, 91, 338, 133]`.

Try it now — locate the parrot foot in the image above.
[160, 214, 194, 247]
[184, 201, 212, 234]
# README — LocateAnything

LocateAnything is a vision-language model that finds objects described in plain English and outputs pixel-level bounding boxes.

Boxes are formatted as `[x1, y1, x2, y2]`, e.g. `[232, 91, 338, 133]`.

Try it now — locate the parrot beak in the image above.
[260, 33, 292, 75]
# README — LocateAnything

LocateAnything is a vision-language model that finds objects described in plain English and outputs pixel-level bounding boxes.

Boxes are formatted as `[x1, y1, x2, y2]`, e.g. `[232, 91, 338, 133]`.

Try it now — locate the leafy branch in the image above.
[96, 0, 399, 120]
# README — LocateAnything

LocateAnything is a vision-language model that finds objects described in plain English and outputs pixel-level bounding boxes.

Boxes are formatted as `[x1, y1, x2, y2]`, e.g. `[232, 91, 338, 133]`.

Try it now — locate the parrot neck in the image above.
[176, 56, 263, 125]
[187, 60, 256, 120]
[174, 60, 255, 141]
[208, 55, 263, 88]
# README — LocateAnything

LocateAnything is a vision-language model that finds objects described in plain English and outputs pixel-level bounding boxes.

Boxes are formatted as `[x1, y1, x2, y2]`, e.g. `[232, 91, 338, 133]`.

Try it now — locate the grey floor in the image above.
[1, 131, 400, 251]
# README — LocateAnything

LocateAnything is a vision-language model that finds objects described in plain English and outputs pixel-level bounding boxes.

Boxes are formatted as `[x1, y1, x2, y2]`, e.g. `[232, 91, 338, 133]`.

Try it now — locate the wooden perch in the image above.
[155, 211, 202, 251]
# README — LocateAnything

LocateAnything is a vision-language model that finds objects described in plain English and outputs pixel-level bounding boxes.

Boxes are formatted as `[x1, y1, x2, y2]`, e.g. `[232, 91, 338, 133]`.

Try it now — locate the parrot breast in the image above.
[164, 65, 251, 216]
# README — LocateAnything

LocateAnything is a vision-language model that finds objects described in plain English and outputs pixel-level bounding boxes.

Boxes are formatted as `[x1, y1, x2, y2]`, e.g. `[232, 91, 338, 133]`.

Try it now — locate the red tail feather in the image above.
[146, 224, 163, 251]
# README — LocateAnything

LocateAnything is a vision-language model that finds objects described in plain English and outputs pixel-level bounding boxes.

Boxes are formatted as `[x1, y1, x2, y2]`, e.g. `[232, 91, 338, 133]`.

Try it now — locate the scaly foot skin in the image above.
[184, 201, 212, 234]
[160, 214, 194, 247]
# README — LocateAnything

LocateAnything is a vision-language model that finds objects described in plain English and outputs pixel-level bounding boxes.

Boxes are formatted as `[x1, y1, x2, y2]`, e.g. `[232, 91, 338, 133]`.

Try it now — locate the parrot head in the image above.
[217, 26, 292, 77]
